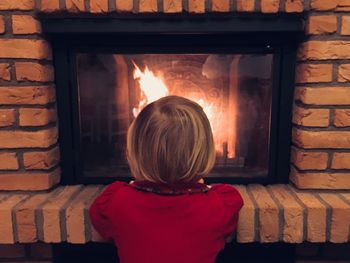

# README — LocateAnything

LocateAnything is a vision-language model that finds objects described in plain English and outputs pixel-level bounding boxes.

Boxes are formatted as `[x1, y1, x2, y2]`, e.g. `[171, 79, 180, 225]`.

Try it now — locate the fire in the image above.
[132, 63, 234, 159]
[132, 63, 215, 120]
[132, 62, 169, 117]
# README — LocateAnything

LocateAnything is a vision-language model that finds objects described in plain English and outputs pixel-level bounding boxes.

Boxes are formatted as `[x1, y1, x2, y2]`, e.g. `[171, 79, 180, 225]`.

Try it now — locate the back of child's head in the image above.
[127, 96, 215, 184]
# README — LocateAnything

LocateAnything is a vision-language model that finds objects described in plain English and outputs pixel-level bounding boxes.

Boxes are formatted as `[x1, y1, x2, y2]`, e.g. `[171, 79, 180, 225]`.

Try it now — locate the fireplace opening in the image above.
[43, 14, 303, 184]
[77, 53, 272, 178]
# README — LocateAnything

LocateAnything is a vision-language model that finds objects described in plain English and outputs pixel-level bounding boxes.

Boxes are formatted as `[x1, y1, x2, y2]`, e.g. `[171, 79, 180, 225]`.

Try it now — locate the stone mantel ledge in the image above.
[1, 184, 350, 244]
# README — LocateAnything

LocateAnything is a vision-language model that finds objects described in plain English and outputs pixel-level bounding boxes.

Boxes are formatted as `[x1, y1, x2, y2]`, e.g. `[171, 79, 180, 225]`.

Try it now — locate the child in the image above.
[89, 96, 243, 263]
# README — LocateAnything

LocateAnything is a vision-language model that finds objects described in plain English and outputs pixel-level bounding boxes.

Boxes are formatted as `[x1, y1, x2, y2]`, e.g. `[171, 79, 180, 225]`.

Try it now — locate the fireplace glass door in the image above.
[76, 53, 273, 180]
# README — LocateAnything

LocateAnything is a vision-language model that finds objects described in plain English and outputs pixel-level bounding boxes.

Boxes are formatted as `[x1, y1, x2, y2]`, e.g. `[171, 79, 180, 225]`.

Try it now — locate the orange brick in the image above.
[236, 0, 255, 11]
[66, 186, 101, 243]
[268, 185, 304, 243]
[288, 185, 327, 241]
[310, 0, 337, 10]
[66, 0, 85, 12]
[342, 193, 350, 206]
[90, 0, 108, 13]
[341, 16, 350, 35]
[0, 153, 18, 170]
[12, 15, 41, 34]
[296, 63, 333, 83]
[88, 188, 107, 242]
[0, 86, 55, 105]
[42, 185, 83, 242]
[16, 62, 54, 82]
[0, 15, 5, 34]
[291, 147, 328, 170]
[0, 39, 51, 60]
[188, 0, 205, 13]
[235, 185, 256, 243]
[41, 0, 60, 12]
[164, 0, 182, 13]
[24, 147, 60, 170]
[291, 167, 350, 190]
[249, 184, 279, 242]
[139, 0, 157, 12]
[15, 191, 57, 242]
[0, 195, 29, 243]
[0, 63, 11, 81]
[0, 168, 60, 191]
[295, 87, 350, 106]
[261, 0, 279, 13]
[319, 193, 350, 243]
[0, 244, 26, 258]
[292, 106, 329, 127]
[19, 108, 56, 126]
[115, 0, 133, 11]
[0, 0, 34, 10]
[285, 0, 303, 12]
[87, 186, 107, 242]
[334, 109, 350, 127]
[212, 0, 230, 12]
[293, 128, 350, 149]
[337, 0, 350, 11]
[332, 152, 350, 169]
[0, 127, 58, 148]
[298, 41, 350, 60]
[338, 64, 350, 82]
[306, 15, 337, 35]
[0, 109, 15, 127]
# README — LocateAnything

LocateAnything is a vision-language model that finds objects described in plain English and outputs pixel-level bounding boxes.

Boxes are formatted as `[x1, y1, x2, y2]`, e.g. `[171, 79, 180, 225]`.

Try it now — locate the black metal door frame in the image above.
[43, 14, 304, 185]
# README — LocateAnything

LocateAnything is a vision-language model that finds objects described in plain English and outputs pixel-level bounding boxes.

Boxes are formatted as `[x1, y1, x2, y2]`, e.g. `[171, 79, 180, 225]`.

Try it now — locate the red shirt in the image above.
[89, 181, 243, 263]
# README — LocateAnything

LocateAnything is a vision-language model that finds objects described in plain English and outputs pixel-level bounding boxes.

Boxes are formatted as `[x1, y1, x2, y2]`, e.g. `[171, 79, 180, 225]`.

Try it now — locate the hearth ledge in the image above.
[0, 184, 350, 244]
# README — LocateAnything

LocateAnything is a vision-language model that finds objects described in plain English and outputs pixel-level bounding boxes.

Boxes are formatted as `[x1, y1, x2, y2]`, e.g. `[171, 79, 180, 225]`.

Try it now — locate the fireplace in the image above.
[78, 53, 272, 176]
[3, 1, 350, 262]
[44, 14, 303, 184]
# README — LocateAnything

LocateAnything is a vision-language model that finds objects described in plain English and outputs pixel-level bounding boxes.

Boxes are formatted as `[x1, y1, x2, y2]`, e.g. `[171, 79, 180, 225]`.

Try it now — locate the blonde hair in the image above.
[126, 96, 215, 184]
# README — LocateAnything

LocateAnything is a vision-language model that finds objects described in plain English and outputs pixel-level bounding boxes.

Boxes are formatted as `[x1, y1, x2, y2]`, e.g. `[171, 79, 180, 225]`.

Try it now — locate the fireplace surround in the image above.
[1, 1, 350, 263]
[43, 14, 303, 185]
[0, 0, 349, 191]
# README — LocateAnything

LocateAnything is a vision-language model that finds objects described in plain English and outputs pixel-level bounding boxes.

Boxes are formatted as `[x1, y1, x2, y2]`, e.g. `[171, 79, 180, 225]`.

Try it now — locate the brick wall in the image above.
[291, 0, 350, 189]
[0, 0, 59, 191]
[0, 0, 349, 190]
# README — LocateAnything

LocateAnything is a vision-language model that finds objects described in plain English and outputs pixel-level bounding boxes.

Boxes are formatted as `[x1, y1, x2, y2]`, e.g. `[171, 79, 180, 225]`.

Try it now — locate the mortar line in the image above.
[35, 186, 65, 241]
[266, 185, 284, 242]
[313, 193, 332, 242]
[84, 185, 106, 242]
[246, 185, 260, 242]
[284, 185, 308, 242]
[59, 186, 84, 242]
[12, 194, 33, 243]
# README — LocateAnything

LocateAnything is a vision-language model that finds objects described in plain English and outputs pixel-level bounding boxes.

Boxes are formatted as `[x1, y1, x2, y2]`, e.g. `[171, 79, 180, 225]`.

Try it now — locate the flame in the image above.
[132, 62, 233, 159]
[132, 63, 168, 117]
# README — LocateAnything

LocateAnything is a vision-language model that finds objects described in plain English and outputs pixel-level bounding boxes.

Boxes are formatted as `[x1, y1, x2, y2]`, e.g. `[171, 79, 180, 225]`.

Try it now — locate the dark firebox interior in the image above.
[77, 53, 272, 179]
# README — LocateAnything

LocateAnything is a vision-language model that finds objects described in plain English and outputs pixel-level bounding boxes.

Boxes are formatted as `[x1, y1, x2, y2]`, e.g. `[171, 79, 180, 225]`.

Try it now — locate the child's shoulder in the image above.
[210, 184, 244, 208]
[97, 181, 129, 200]
[104, 180, 129, 191]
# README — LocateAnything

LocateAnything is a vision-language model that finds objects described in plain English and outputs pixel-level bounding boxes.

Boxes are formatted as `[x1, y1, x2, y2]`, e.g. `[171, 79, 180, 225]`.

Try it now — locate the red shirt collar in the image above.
[129, 180, 209, 195]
